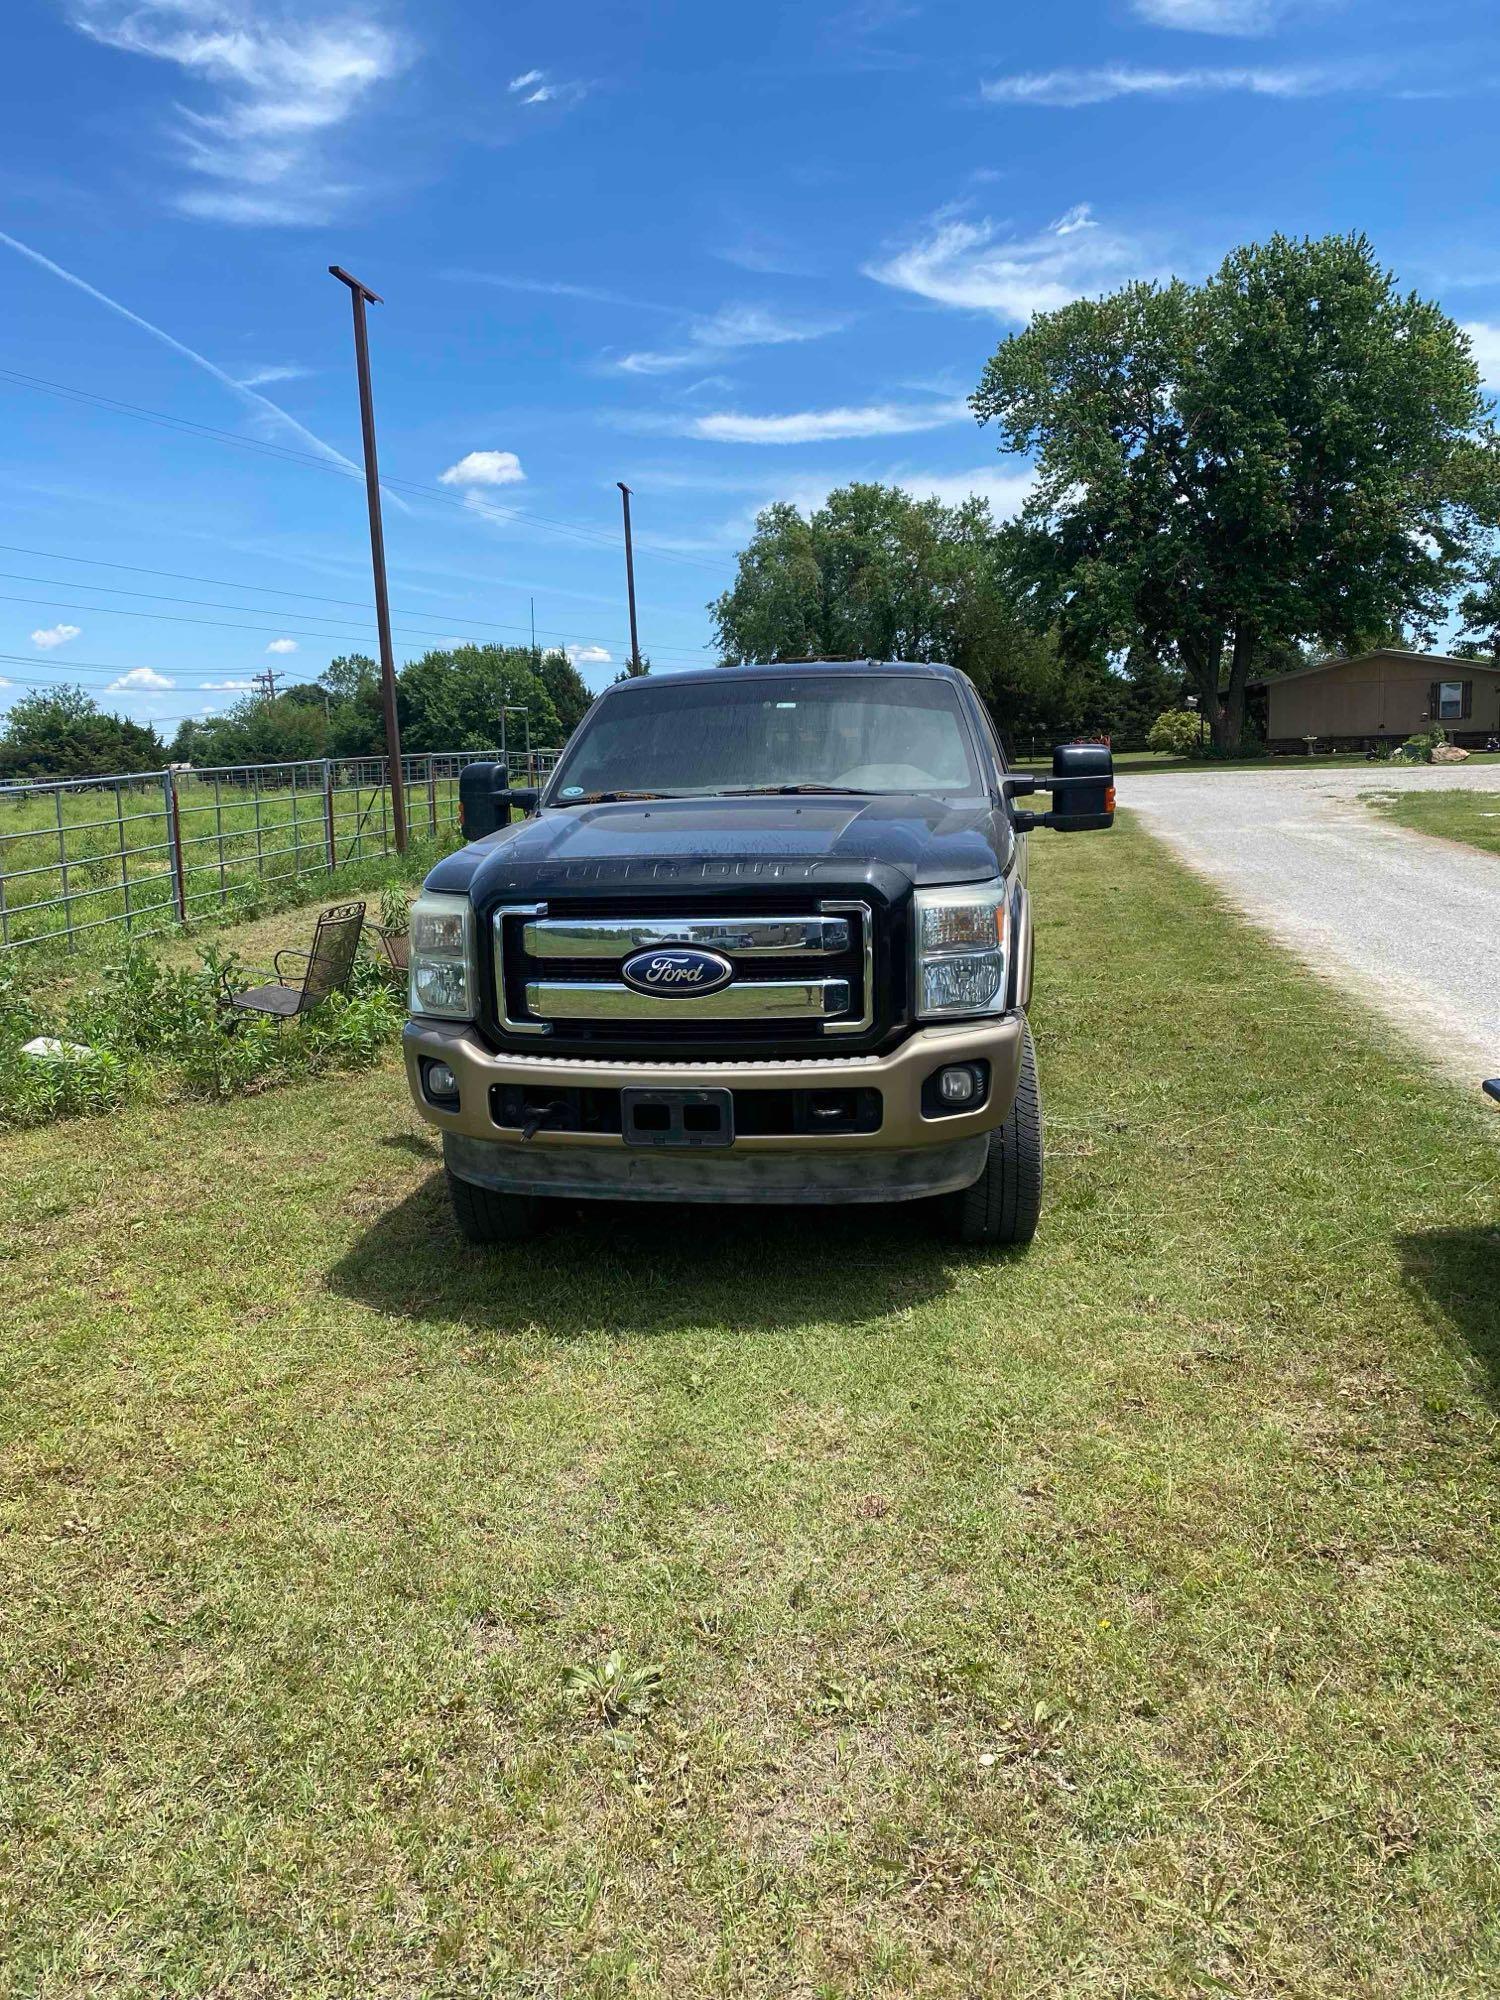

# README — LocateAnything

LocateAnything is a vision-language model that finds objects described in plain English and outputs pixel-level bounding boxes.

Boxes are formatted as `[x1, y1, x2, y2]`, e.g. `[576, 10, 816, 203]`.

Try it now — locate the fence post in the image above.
[427, 757, 437, 838]
[162, 768, 187, 923]
[115, 783, 132, 932]
[323, 759, 336, 870]
[54, 786, 77, 953]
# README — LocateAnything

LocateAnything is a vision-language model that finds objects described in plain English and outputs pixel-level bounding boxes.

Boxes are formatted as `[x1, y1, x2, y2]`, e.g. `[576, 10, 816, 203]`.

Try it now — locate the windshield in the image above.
[548, 673, 982, 800]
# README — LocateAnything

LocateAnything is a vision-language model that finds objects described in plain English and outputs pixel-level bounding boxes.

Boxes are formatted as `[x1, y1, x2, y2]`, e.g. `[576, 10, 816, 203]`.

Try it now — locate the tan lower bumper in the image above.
[402, 1014, 1023, 1153]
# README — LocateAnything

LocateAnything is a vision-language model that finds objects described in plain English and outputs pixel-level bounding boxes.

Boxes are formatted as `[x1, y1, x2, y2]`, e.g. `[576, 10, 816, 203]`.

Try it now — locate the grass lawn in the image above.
[1364, 785, 1500, 860]
[3, 819, 1499, 1997]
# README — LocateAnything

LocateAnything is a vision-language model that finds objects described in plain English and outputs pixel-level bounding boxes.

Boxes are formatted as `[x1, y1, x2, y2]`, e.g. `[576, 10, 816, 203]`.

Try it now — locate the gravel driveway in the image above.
[1122, 763, 1500, 1076]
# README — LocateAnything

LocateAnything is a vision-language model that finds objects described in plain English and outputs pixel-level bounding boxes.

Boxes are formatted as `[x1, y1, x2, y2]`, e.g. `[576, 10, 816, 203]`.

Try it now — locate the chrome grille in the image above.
[495, 901, 873, 1039]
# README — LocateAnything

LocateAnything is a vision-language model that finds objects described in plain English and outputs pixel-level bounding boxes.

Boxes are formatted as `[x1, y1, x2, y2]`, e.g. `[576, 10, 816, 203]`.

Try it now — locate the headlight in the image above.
[913, 881, 1010, 1019]
[408, 890, 476, 1021]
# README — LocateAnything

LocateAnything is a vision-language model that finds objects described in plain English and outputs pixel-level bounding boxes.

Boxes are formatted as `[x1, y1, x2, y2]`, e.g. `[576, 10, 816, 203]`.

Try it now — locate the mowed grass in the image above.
[2, 820, 1499, 1997]
[1365, 784, 1500, 860]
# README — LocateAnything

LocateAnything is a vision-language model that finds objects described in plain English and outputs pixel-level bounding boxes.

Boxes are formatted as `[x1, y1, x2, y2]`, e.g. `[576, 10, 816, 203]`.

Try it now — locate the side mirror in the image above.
[1045, 742, 1115, 832]
[458, 760, 513, 840]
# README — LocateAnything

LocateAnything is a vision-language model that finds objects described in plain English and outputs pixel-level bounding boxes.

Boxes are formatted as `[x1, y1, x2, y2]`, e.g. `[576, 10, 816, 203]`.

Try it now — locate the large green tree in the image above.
[534, 649, 595, 735]
[397, 645, 561, 755]
[973, 233, 1500, 749]
[0, 686, 166, 780]
[709, 482, 1100, 741]
[170, 693, 326, 768]
[1456, 554, 1500, 658]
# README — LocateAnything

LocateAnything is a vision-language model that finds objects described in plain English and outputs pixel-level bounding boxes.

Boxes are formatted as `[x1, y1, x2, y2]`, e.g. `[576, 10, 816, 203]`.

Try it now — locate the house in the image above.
[1251, 649, 1500, 752]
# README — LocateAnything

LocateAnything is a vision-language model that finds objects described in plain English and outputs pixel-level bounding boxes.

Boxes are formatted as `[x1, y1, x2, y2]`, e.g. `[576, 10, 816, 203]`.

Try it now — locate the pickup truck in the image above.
[402, 660, 1113, 1248]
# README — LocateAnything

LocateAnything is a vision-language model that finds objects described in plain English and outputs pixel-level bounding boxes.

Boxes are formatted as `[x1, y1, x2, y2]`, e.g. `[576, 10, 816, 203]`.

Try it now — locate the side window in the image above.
[962, 685, 1007, 784]
[1437, 680, 1467, 721]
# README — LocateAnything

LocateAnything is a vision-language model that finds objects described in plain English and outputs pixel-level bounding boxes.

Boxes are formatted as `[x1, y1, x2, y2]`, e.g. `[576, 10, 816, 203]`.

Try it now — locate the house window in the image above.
[1437, 681, 1467, 721]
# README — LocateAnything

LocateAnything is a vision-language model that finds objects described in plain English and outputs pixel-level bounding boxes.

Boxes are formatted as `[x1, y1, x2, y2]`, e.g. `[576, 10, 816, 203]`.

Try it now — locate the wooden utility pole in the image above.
[617, 481, 643, 675]
[330, 264, 407, 853]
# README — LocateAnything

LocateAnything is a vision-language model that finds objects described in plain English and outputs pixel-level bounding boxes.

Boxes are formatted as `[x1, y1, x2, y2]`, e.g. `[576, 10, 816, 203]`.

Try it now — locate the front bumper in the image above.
[403, 1014, 1024, 1204]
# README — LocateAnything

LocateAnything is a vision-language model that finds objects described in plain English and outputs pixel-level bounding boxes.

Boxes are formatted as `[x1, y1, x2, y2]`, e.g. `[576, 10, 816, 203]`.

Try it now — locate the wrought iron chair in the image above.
[224, 901, 366, 1021]
[367, 922, 409, 980]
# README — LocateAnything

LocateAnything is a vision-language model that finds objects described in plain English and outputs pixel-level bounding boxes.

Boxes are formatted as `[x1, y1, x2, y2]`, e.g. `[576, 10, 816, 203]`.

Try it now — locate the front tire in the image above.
[936, 1023, 1044, 1247]
[446, 1169, 549, 1245]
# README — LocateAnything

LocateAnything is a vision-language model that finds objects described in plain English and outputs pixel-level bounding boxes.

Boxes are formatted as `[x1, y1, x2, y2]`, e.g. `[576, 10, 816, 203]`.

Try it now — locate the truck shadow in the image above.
[328, 1169, 974, 1341]
[1398, 1226, 1500, 1399]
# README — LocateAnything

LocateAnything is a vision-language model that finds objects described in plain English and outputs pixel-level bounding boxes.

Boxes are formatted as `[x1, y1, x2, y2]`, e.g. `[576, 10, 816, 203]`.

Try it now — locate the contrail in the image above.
[0, 228, 401, 502]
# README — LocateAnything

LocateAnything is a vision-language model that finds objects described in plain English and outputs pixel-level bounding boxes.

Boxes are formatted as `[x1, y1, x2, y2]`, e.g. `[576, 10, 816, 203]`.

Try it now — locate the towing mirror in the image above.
[458, 760, 512, 840]
[1046, 743, 1115, 832]
[1002, 744, 1115, 832]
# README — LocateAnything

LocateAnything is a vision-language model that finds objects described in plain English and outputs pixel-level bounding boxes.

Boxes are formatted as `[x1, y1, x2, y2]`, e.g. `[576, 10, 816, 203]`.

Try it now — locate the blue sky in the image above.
[0, 0, 1496, 741]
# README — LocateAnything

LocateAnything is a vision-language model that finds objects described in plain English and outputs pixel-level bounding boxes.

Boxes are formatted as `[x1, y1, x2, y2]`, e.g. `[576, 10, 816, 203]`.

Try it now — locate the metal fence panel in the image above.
[0, 745, 559, 953]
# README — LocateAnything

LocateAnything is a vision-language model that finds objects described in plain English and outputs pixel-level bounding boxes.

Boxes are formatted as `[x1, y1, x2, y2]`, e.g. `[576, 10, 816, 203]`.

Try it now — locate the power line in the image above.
[0, 365, 730, 576]
[0, 545, 710, 662]
[0, 589, 406, 648]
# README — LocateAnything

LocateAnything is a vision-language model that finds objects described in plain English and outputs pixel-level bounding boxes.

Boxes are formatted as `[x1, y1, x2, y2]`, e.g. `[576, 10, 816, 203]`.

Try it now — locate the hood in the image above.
[426, 793, 1011, 902]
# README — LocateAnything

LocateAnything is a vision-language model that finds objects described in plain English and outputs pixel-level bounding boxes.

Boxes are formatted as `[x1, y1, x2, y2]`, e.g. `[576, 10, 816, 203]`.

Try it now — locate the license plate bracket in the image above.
[620, 1086, 735, 1149]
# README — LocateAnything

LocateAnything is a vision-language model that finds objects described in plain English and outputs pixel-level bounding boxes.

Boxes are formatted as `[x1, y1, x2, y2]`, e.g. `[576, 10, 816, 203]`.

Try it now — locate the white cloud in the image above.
[31, 623, 81, 649]
[65, 2, 409, 224]
[612, 304, 846, 375]
[567, 644, 612, 664]
[1463, 322, 1500, 388]
[506, 67, 585, 108]
[981, 63, 1372, 107]
[687, 400, 972, 444]
[237, 363, 311, 388]
[265, 637, 298, 654]
[0, 676, 11, 687]
[865, 204, 1152, 320]
[107, 667, 174, 691]
[438, 449, 526, 487]
[1131, 0, 1278, 31]
[199, 678, 255, 690]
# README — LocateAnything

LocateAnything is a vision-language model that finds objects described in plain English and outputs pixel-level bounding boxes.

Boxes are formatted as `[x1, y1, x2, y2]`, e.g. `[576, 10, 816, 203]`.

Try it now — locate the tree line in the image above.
[0, 645, 596, 782]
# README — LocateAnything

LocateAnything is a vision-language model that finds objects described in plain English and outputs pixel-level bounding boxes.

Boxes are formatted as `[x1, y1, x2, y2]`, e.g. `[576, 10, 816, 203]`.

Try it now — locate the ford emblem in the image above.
[620, 946, 734, 997]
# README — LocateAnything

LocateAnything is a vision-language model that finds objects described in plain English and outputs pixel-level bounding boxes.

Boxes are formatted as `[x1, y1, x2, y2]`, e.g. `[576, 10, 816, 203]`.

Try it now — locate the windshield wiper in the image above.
[551, 789, 667, 806]
[714, 783, 873, 797]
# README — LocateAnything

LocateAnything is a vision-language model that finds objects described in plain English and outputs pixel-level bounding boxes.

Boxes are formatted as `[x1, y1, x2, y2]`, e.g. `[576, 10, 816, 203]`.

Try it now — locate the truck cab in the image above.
[402, 660, 1112, 1247]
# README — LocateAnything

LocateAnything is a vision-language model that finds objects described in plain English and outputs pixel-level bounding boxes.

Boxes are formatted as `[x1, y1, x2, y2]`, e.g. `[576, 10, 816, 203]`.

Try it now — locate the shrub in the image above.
[1397, 726, 1448, 764]
[0, 937, 404, 1131]
[1146, 710, 1205, 757]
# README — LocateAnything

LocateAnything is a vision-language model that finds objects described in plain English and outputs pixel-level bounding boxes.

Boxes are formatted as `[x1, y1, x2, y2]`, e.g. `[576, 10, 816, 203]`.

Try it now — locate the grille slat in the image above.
[493, 896, 878, 1048]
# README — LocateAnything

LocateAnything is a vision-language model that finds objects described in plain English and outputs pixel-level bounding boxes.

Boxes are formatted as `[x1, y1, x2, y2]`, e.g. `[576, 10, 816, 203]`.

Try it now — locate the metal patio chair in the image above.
[223, 901, 366, 1021]
[367, 921, 409, 980]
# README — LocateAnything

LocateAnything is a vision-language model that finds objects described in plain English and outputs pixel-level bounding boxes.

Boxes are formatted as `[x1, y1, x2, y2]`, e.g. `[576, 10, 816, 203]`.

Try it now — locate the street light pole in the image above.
[617, 480, 642, 675]
[329, 263, 407, 854]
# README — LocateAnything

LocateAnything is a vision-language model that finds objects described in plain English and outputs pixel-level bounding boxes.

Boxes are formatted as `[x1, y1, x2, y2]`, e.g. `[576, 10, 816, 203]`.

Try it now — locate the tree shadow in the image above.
[1398, 1226, 1500, 1399]
[327, 1170, 973, 1342]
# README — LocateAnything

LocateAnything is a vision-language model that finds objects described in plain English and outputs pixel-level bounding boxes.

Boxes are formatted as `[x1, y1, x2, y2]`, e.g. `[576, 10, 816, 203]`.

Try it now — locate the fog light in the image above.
[425, 1060, 459, 1102]
[938, 1064, 978, 1105]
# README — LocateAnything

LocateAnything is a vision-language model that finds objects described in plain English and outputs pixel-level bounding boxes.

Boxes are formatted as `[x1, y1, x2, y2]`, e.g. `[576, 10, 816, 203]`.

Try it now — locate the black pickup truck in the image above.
[402, 660, 1113, 1248]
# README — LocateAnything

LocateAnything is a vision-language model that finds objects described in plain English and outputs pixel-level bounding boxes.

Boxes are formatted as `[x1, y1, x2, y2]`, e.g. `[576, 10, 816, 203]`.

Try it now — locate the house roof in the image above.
[1250, 648, 1500, 690]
